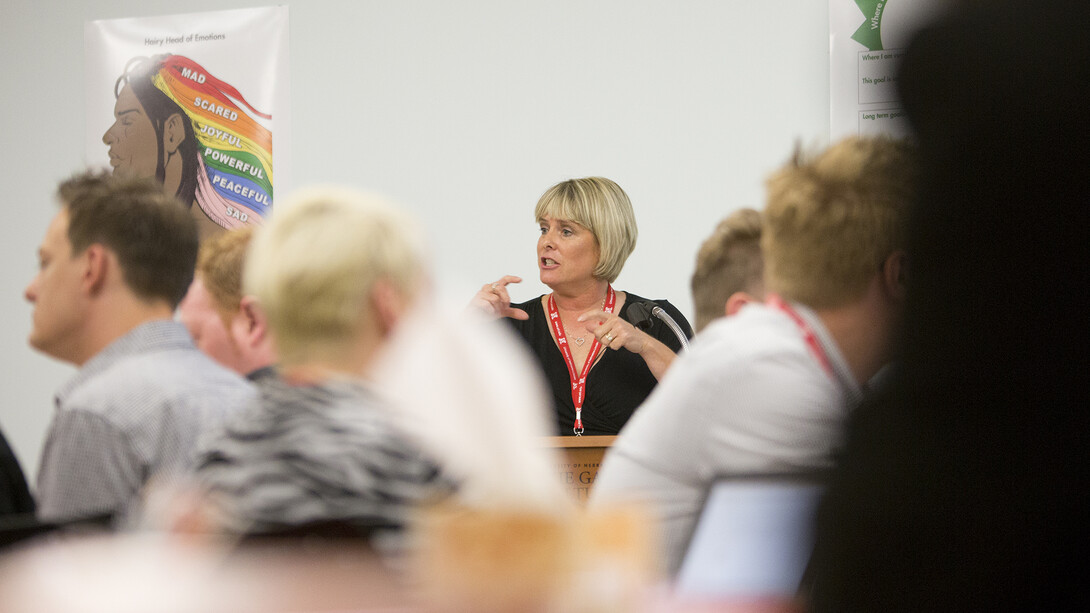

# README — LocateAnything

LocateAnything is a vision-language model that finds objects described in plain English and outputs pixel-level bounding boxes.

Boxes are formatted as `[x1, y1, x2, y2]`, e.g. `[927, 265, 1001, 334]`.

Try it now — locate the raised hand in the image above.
[577, 307, 677, 380]
[577, 309, 645, 354]
[470, 275, 529, 320]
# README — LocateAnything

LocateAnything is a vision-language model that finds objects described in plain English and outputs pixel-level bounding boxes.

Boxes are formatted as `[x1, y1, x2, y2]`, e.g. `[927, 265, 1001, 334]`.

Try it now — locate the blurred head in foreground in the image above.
[246, 186, 427, 374]
[763, 135, 916, 382]
[763, 136, 915, 311]
[810, 1, 1090, 610]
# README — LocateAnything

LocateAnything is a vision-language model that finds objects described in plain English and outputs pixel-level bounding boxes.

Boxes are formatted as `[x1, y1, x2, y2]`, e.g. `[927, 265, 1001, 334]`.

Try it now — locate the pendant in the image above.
[574, 337, 585, 346]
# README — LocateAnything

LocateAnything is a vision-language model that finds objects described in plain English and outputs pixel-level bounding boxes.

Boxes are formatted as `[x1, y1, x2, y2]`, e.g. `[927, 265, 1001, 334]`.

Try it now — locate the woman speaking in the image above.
[473, 177, 692, 436]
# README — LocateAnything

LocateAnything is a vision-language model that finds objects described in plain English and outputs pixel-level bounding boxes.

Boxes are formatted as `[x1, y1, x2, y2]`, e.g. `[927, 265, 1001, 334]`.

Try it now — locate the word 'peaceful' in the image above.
[211, 175, 270, 207]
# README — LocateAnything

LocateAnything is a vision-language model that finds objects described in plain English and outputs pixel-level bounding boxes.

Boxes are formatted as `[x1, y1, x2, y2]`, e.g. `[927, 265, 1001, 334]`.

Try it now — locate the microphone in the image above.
[624, 301, 691, 351]
[624, 301, 655, 331]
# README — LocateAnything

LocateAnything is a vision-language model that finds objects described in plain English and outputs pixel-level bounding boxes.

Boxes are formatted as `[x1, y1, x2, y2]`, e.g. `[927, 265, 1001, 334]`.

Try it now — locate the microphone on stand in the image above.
[624, 301, 691, 351]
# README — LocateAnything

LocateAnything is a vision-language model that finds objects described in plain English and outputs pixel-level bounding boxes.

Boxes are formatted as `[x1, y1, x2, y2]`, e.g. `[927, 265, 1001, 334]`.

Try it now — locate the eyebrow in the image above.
[539, 217, 582, 229]
[115, 108, 143, 119]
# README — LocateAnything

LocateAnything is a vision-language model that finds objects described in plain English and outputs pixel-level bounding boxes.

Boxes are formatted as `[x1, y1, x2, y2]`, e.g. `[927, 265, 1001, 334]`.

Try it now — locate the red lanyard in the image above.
[548, 285, 616, 435]
[767, 294, 834, 378]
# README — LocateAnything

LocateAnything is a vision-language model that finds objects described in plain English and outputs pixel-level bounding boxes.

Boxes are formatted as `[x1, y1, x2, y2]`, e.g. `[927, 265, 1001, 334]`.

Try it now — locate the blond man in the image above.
[690, 207, 765, 333]
[179, 228, 277, 381]
[592, 136, 915, 574]
[191, 186, 454, 538]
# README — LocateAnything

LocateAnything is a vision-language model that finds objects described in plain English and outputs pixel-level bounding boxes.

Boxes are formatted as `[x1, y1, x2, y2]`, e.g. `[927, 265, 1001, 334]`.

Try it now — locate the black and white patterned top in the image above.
[193, 375, 456, 537]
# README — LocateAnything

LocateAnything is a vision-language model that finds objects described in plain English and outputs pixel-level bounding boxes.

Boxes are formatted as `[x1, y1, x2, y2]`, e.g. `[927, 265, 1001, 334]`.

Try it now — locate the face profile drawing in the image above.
[103, 55, 273, 238]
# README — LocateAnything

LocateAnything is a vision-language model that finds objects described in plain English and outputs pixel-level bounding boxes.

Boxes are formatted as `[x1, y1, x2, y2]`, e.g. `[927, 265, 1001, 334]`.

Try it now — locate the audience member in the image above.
[591, 136, 916, 573]
[690, 207, 765, 333]
[191, 186, 456, 543]
[179, 227, 277, 382]
[808, 1, 1090, 610]
[25, 171, 254, 523]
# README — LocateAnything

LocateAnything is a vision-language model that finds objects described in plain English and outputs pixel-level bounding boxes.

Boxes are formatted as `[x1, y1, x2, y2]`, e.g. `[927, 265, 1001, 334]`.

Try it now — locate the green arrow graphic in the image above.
[851, 0, 885, 51]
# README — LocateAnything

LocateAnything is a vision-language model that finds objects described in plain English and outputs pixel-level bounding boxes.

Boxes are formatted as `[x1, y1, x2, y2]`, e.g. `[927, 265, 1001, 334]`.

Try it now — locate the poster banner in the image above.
[829, 0, 943, 140]
[85, 7, 289, 236]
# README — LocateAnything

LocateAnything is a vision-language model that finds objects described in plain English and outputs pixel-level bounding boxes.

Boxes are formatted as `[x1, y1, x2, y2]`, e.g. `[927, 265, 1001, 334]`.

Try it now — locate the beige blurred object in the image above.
[0, 532, 410, 613]
[373, 303, 570, 509]
[412, 503, 659, 613]
[0, 534, 238, 613]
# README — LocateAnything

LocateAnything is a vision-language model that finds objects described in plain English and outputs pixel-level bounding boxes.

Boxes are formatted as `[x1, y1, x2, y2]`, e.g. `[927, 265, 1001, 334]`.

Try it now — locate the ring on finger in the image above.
[490, 283, 499, 290]
[603, 333, 614, 344]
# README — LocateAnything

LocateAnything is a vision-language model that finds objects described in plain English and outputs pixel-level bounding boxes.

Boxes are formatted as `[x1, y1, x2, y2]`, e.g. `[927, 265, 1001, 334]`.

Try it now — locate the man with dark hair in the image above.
[25, 171, 253, 522]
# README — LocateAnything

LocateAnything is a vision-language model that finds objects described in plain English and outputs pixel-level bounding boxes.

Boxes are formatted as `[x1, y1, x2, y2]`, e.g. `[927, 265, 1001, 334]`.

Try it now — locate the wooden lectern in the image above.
[541, 435, 615, 503]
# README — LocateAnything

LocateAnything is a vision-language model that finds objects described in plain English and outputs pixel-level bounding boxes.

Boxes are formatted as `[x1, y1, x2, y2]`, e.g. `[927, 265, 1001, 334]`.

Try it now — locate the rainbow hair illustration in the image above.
[113, 55, 273, 230]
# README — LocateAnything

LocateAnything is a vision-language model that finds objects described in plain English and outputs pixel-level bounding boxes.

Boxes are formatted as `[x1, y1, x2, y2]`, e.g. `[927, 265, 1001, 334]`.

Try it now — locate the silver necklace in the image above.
[561, 297, 606, 347]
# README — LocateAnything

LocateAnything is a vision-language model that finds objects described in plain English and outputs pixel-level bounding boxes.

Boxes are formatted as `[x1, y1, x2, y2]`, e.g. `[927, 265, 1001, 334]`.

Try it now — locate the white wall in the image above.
[0, 0, 830, 481]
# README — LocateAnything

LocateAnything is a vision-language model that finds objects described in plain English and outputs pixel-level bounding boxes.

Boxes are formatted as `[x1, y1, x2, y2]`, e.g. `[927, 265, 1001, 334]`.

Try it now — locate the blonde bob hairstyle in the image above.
[534, 177, 638, 283]
[244, 186, 427, 367]
[762, 136, 917, 309]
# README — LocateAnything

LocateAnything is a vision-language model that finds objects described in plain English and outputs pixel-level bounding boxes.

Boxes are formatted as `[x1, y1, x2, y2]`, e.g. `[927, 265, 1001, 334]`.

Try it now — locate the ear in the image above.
[881, 250, 908, 302]
[725, 291, 758, 317]
[81, 244, 110, 296]
[163, 113, 186, 155]
[234, 296, 269, 347]
[370, 279, 406, 336]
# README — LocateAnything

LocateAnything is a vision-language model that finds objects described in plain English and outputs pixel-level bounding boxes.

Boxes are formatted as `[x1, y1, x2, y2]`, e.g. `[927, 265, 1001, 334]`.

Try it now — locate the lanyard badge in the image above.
[548, 285, 616, 435]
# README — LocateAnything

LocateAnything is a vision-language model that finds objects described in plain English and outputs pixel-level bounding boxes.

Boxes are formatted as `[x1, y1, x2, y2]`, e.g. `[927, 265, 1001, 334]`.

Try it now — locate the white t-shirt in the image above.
[590, 302, 862, 574]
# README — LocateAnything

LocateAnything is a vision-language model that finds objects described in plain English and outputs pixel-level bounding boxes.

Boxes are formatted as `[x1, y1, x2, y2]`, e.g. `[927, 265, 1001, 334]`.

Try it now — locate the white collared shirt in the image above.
[590, 302, 861, 574]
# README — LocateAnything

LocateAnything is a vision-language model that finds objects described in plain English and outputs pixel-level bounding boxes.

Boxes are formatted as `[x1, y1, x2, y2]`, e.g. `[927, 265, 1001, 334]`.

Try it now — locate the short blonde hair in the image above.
[533, 177, 637, 283]
[245, 186, 426, 366]
[196, 227, 254, 322]
[763, 136, 917, 308]
[690, 208, 764, 332]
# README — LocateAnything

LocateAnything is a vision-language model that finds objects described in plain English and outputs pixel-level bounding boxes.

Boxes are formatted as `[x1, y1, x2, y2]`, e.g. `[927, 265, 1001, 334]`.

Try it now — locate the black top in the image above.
[507, 292, 692, 436]
[0, 427, 34, 517]
[808, 1, 1090, 610]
